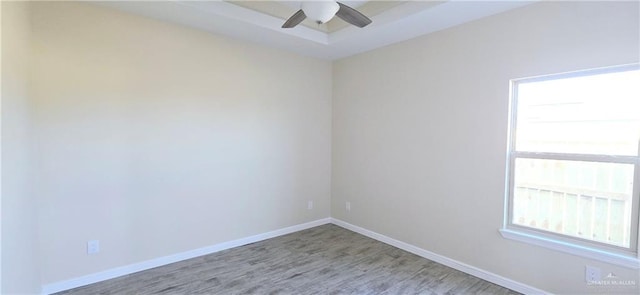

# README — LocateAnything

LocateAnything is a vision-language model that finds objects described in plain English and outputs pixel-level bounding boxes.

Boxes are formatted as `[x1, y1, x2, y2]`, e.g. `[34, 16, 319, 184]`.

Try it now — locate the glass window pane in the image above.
[512, 158, 634, 247]
[538, 190, 551, 230]
[611, 167, 633, 194]
[515, 69, 640, 156]
[592, 197, 608, 243]
[609, 200, 627, 246]
[577, 195, 592, 239]
[564, 194, 578, 236]
[550, 192, 564, 232]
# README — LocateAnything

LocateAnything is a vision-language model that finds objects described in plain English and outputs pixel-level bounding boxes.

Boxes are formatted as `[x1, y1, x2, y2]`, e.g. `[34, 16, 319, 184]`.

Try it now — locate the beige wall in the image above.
[332, 1, 639, 294]
[29, 2, 331, 285]
[5, 0, 640, 293]
[1, 1, 41, 294]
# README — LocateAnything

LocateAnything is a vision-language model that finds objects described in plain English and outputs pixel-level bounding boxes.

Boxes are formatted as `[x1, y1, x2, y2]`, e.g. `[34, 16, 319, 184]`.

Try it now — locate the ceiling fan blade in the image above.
[282, 9, 307, 28]
[336, 2, 372, 28]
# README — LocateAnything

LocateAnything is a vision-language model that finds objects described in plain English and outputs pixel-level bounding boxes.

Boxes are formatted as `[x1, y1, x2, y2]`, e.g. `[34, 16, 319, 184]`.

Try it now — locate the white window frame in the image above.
[500, 64, 640, 269]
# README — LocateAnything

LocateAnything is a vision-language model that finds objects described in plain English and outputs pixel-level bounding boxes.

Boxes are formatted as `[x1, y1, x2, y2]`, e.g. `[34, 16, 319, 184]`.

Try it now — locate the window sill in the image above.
[499, 228, 640, 269]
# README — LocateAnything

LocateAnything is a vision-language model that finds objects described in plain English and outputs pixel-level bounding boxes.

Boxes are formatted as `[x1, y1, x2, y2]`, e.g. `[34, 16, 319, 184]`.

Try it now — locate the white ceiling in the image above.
[96, 1, 535, 60]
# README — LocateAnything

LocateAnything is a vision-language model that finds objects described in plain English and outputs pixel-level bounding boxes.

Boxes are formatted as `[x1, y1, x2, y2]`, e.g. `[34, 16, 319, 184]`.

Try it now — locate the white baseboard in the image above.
[42, 217, 546, 295]
[330, 218, 549, 295]
[41, 218, 331, 295]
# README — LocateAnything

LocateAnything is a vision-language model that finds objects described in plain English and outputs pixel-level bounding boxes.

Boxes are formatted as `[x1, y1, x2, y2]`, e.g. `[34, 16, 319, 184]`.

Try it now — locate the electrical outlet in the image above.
[87, 240, 100, 255]
[346, 201, 351, 212]
[585, 265, 601, 282]
[307, 200, 313, 210]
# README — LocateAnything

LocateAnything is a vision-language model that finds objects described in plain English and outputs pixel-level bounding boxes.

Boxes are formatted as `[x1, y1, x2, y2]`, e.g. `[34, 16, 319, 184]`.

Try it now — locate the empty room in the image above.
[2, 0, 639, 294]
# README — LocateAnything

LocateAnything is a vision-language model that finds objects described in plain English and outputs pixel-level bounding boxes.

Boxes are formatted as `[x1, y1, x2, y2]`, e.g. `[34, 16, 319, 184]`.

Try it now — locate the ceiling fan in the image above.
[282, 1, 372, 28]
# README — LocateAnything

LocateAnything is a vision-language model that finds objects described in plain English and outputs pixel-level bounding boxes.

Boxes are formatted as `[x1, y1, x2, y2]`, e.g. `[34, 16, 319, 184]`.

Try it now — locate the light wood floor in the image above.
[57, 224, 519, 294]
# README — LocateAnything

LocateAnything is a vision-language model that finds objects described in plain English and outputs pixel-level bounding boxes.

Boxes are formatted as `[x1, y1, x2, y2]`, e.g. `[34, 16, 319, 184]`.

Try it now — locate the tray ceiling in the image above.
[96, 1, 535, 60]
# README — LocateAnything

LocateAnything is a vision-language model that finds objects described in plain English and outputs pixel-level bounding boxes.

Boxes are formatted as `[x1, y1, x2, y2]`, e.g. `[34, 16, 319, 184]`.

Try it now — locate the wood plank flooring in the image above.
[56, 224, 520, 294]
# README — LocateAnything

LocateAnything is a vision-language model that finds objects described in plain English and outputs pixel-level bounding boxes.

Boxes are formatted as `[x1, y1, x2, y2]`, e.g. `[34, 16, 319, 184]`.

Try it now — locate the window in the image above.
[503, 65, 640, 267]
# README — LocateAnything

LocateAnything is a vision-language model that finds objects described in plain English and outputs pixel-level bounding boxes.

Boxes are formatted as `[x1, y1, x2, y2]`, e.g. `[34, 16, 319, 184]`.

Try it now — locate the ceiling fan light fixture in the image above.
[302, 1, 340, 24]
[282, 1, 371, 29]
